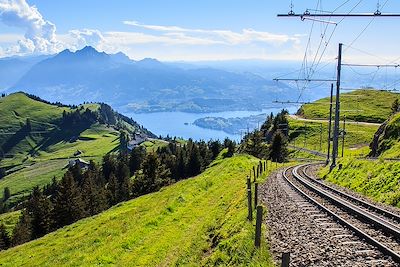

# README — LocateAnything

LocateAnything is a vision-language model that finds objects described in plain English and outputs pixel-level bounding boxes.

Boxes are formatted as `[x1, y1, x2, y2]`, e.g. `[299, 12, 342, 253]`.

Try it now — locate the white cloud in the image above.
[123, 20, 300, 46]
[0, 2, 303, 61]
[68, 29, 106, 50]
[0, 0, 62, 54]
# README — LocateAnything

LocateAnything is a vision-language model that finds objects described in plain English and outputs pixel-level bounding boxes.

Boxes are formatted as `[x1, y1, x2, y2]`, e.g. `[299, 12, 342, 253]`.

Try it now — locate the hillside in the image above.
[0, 155, 276, 266]
[0, 92, 153, 206]
[297, 89, 400, 123]
[369, 112, 400, 158]
[320, 158, 400, 208]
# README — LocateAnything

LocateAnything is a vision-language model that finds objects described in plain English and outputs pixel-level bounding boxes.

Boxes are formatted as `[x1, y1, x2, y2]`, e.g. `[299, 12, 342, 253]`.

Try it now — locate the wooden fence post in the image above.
[254, 182, 258, 209]
[247, 176, 252, 221]
[281, 252, 290, 267]
[254, 206, 263, 247]
[256, 165, 259, 179]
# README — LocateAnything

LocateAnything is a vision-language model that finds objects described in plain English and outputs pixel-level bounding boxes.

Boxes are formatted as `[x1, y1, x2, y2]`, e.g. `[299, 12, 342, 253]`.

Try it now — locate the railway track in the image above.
[283, 164, 400, 265]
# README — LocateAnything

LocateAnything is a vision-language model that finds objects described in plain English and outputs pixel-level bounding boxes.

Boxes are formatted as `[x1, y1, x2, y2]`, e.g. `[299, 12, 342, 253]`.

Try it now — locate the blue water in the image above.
[122, 108, 298, 141]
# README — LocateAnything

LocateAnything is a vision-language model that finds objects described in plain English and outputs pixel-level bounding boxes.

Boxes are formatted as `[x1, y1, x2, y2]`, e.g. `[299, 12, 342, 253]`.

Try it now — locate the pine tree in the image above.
[25, 187, 54, 239]
[269, 130, 288, 163]
[54, 171, 85, 227]
[11, 210, 32, 246]
[0, 168, 5, 179]
[226, 140, 236, 158]
[129, 146, 146, 176]
[0, 223, 10, 250]
[198, 141, 212, 168]
[107, 172, 119, 205]
[208, 140, 222, 160]
[176, 150, 186, 180]
[117, 161, 131, 201]
[187, 144, 202, 177]
[392, 99, 400, 114]
[102, 154, 117, 181]
[3, 187, 10, 201]
[82, 171, 108, 215]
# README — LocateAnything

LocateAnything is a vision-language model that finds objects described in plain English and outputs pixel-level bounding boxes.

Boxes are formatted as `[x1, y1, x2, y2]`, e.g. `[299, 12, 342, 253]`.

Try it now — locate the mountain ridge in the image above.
[6, 46, 294, 112]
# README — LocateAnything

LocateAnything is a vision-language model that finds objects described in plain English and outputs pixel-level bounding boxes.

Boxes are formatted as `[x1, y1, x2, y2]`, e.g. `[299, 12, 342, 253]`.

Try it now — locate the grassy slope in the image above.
[0, 93, 120, 203]
[300, 89, 400, 123]
[0, 155, 276, 266]
[319, 158, 400, 207]
[0, 92, 69, 135]
[372, 112, 400, 158]
[0, 125, 120, 201]
[288, 117, 378, 157]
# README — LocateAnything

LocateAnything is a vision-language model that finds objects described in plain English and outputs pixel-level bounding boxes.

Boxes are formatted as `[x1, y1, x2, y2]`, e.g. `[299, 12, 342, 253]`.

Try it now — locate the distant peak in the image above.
[137, 58, 164, 68]
[76, 46, 99, 54]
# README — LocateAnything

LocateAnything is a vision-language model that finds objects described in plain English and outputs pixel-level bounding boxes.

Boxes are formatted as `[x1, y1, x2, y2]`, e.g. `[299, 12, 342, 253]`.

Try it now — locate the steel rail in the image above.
[302, 165, 400, 223]
[282, 165, 400, 263]
[292, 165, 400, 237]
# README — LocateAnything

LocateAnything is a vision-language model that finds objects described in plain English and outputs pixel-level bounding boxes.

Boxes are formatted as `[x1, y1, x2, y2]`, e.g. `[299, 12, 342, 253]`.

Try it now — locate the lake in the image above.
[122, 108, 298, 141]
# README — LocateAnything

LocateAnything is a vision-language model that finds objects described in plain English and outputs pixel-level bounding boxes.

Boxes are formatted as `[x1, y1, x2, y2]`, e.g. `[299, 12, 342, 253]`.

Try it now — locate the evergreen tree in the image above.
[176, 150, 186, 180]
[107, 172, 119, 205]
[392, 99, 400, 114]
[25, 118, 32, 132]
[3, 187, 10, 201]
[102, 154, 117, 181]
[129, 146, 146, 175]
[82, 171, 108, 215]
[226, 139, 236, 158]
[269, 130, 288, 163]
[117, 161, 131, 201]
[186, 144, 202, 177]
[198, 141, 212, 168]
[26, 187, 54, 239]
[53, 171, 85, 227]
[208, 140, 222, 160]
[11, 210, 32, 246]
[0, 224, 10, 250]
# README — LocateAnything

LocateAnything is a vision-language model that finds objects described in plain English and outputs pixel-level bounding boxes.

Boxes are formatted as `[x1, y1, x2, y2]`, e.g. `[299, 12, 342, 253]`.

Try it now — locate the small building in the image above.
[127, 133, 148, 150]
[68, 158, 90, 169]
[73, 150, 83, 156]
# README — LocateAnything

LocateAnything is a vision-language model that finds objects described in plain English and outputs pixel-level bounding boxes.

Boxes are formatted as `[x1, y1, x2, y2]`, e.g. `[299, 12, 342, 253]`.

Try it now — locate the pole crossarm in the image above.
[272, 100, 310, 104]
[342, 63, 400, 67]
[273, 78, 337, 82]
[277, 13, 400, 18]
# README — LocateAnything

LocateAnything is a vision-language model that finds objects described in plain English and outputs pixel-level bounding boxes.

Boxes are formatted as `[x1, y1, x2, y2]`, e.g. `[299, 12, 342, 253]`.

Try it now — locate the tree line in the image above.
[0, 138, 235, 250]
[239, 109, 289, 162]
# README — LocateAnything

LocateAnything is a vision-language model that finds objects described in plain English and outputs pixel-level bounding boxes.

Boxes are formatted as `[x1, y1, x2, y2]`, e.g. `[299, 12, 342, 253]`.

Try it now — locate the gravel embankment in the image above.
[260, 168, 396, 267]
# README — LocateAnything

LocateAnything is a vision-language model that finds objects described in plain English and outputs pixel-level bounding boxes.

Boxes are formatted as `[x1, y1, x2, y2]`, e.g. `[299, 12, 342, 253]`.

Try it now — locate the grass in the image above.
[0, 94, 121, 203]
[319, 158, 400, 208]
[0, 211, 21, 235]
[141, 139, 169, 152]
[299, 89, 400, 123]
[0, 155, 277, 266]
[0, 92, 69, 136]
[288, 117, 378, 157]
[0, 125, 120, 204]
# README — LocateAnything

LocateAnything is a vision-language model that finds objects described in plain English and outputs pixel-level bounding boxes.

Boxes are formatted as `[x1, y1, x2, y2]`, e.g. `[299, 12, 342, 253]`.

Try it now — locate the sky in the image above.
[1, 0, 400, 64]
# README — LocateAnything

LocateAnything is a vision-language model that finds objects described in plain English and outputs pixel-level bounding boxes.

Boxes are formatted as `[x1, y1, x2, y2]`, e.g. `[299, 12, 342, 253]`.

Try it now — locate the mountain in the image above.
[9, 46, 295, 113]
[0, 55, 50, 91]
